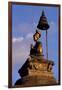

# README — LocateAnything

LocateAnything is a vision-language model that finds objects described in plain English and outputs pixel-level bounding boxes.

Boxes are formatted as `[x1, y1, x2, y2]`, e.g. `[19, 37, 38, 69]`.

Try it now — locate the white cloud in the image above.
[12, 32, 33, 43]
[26, 33, 33, 39]
[12, 37, 24, 43]
[12, 32, 34, 65]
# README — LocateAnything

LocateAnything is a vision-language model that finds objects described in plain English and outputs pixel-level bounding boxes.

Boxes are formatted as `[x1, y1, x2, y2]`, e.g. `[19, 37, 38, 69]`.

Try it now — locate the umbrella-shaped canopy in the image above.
[37, 10, 50, 30]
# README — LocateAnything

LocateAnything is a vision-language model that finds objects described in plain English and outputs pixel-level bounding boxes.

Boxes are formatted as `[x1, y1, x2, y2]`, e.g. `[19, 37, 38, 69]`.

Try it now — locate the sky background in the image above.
[12, 4, 59, 85]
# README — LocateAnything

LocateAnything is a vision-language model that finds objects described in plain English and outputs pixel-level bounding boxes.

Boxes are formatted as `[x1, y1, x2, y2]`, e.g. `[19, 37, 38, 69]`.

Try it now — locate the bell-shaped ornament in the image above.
[37, 10, 50, 30]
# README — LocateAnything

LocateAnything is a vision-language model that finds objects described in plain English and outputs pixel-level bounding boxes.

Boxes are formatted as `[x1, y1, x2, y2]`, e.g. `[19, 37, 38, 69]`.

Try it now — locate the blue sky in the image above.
[12, 4, 59, 85]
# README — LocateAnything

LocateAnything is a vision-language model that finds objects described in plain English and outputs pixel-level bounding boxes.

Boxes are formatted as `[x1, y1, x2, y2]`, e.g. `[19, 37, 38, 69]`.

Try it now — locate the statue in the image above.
[15, 10, 57, 86]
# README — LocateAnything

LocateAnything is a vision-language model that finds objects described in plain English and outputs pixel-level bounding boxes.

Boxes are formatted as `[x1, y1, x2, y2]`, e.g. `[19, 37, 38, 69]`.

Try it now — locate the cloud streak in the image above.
[12, 37, 24, 43]
[12, 32, 33, 43]
[26, 33, 33, 39]
[12, 32, 34, 65]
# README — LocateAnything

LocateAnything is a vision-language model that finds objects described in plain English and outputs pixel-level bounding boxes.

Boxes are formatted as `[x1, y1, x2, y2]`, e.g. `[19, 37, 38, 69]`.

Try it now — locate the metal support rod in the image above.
[46, 30, 48, 60]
